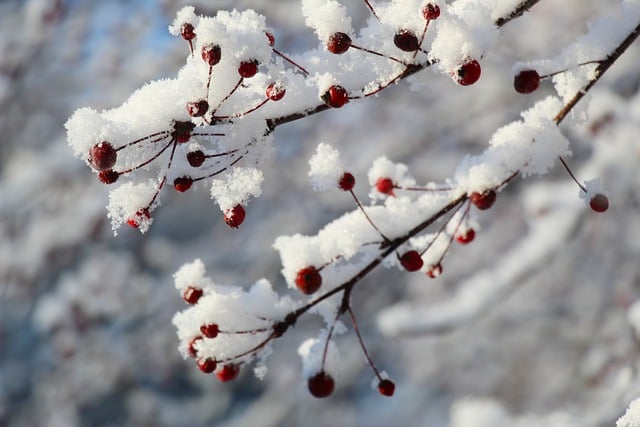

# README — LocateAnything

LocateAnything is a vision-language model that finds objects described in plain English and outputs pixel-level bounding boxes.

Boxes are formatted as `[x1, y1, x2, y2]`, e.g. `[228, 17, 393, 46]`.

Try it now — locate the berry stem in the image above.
[347, 305, 383, 380]
[212, 98, 269, 120]
[361, 0, 380, 21]
[210, 77, 244, 117]
[350, 44, 406, 65]
[116, 131, 170, 151]
[272, 48, 309, 75]
[118, 138, 174, 174]
[349, 189, 391, 243]
[558, 156, 587, 193]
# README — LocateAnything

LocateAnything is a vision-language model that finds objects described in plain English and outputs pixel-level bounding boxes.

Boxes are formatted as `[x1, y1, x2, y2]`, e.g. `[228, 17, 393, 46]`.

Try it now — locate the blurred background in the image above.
[1, 0, 639, 426]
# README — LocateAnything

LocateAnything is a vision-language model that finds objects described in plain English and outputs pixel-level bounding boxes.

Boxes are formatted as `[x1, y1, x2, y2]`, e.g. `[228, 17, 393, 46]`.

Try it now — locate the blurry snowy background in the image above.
[1, 0, 640, 426]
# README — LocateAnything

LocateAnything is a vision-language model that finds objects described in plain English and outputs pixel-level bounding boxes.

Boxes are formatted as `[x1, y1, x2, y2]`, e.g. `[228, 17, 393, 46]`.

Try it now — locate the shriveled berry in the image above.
[172, 121, 196, 143]
[456, 228, 475, 244]
[378, 379, 395, 396]
[98, 169, 119, 184]
[399, 251, 424, 272]
[455, 59, 481, 86]
[183, 286, 203, 304]
[426, 263, 443, 278]
[338, 172, 355, 191]
[187, 99, 209, 117]
[238, 60, 259, 78]
[180, 22, 196, 41]
[295, 266, 322, 295]
[514, 70, 540, 94]
[188, 336, 203, 358]
[470, 190, 496, 210]
[327, 32, 351, 54]
[393, 29, 420, 52]
[375, 177, 395, 196]
[173, 176, 193, 192]
[187, 150, 206, 167]
[321, 85, 349, 108]
[197, 358, 217, 374]
[216, 364, 240, 382]
[200, 323, 219, 339]
[265, 31, 275, 47]
[589, 193, 609, 213]
[266, 82, 286, 101]
[127, 208, 151, 229]
[201, 43, 221, 66]
[224, 204, 246, 228]
[422, 3, 441, 20]
[89, 141, 117, 171]
[308, 371, 335, 398]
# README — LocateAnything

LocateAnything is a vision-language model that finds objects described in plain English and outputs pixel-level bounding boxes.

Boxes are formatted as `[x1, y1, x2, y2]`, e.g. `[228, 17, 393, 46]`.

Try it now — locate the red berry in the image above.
[173, 176, 193, 193]
[98, 169, 119, 184]
[183, 286, 203, 304]
[127, 208, 151, 229]
[378, 379, 395, 396]
[327, 32, 351, 54]
[188, 336, 203, 358]
[375, 177, 395, 196]
[338, 172, 355, 191]
[172, 121, 196, 144]
[455, 59, 481, 86]
[216, 364, 240, 382]
[88, 141, 117, 171]
[399, 251, 424, 272]
[238, 60, 259, 78]
[589, 193, 609, 213]
[514, 70, 540, 94]
[201, 43, 221, 66]
[224, 204, 246, 228]
[265, 31, 275, 47]
[393, 29, 420, 52]
[308, 371, 335, 398]
[470, 190, 496, 210]
[422, 3, 441, 20]
[295, 266, 322, 295]
[456, 228, 475, 244]
[426, 263, 443, 278]
[187, 99, 209, 117]
[321, 85, 349, 108]
[266, 82, 286, 101]
[187, 150, 206, 167]
[180, 23, 196, 41]
[200, 323, 219, 339]
[197, 358, 217, 374]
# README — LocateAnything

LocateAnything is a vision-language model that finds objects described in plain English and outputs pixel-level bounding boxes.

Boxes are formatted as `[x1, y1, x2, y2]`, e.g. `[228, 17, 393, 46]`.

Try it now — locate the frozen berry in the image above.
[188, 336, 203, 358]
[338, 172, 355, 191]
[378, 379, 395, 396]
[470, 190, 496, 210]
[200, 323, 219, 339]
[426, 263, 443, 278]
[265, 31, 275, 47]
[180, 23, 196, 41]
[201, 43, 221, 66]
[88, 141, 117, 171]
[308, 371, 335, 398]
[399, 251, 424, 272]
[375, 177, 395, 196]
[422, 3, 441, 20]
[197, 358, 217, 374]
[127, 208, 151, 229]
[216, 364, 240, 382]
[187, 150, 206, 167]
[321, 85, 349, 108]
[224, 204, 246, 228]
[589, 193, 609, 213]
[266, 82, 286, 101]
[514, 70, 540, 94]
[295, 266, 322, 295]
[187, 99, 209, 117]
[172, 121, 196, 144]
[327, 32, 351, 54]
[393, 29, 420, 52]
[183, 286, 203, 304]
[173, 176, 193, 192]
[455, 59, 481, 86]
[456, 228, 475, 244]
[238, 60, 259, 78]
[98, 169, 119, 184]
